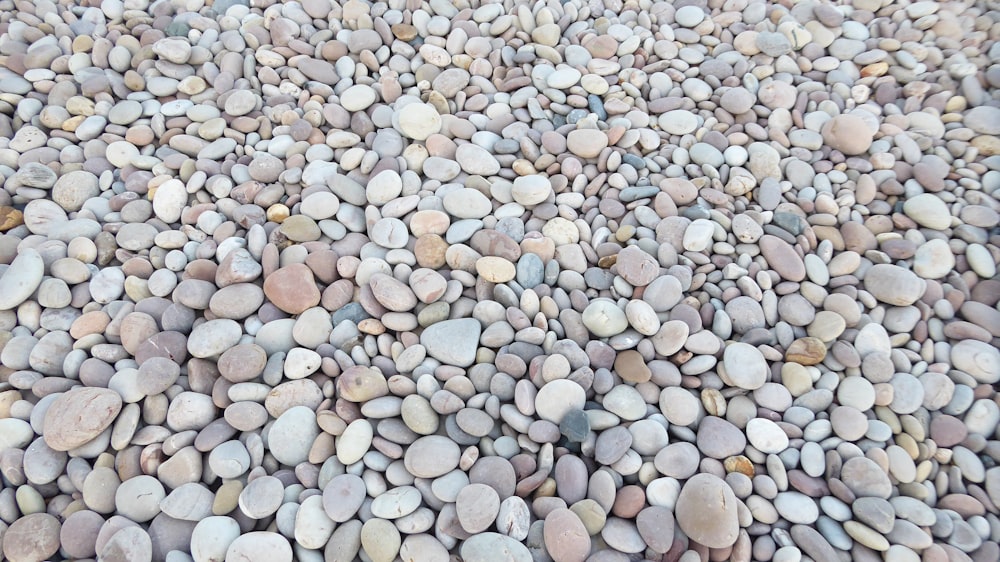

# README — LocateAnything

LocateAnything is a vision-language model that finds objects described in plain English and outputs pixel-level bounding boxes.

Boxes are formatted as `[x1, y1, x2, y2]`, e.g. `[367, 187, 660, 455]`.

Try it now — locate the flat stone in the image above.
[263, 264, 321, 314]
[404, 436, 461, 478]
[535, 379, 586, 424]
[2, 513, 61, 562]
[821, 114, 874, 155]
[723, 342, 769, 389]
[420, 318, 481, 367]
[864, 264, 925, 305]
[43, 387, 122, 451]
[268, 405, 320, 466]
[0, 248, 44, 310]
[544, 508, 591, 562]
[903, 193, 951, 230]
[675, 474, 739, 549]
[697, 416, 746, 459]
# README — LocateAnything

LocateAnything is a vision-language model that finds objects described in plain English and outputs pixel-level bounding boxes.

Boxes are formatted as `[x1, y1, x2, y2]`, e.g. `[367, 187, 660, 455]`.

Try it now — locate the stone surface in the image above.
[675, 474, 739, 548]
[43, 387, 123, 451]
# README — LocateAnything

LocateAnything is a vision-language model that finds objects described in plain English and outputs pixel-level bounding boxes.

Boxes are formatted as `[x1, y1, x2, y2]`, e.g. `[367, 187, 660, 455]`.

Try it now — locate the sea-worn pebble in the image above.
[675, 474, 739, 548]
[43, 387, 122, 451]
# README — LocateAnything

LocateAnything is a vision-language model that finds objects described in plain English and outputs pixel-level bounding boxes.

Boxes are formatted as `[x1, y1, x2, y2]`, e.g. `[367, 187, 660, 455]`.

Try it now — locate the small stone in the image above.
[903, 193, 952, 230]
[615, 246, 659, 286]
[2, 513, 61, 562]
[263, 264, 321, 314]
[566, 129, 609, 158]
[746, 418, 789, 453]
[0, 248, 45, 310]
[822, 114, 873, 154]
[396, 103, 441, 140]
[511, 176, 552, 206]
[544, 508, 591, 562]
[404, 436, 461, 478]
[43, 387, 123, 451]
[456, 484, 501, 533]
[582, 299, 628, 337]
[225, 532, 292, 562]
[535, 379, 586, 424]
[864, 264, 925, 306]
[675, 474, 739, 548]
[723, 342, 768, 390]
[421, 318, 481, 367]
[785, 337, 827, 365]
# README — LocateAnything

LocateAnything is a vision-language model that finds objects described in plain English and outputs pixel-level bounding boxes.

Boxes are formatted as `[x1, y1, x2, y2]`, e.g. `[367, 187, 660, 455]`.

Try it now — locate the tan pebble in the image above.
[358, 318, 385, 335]
[266, 204, 290, 222]
[44, 387, 123, 451]
[476, 256, 516, 283]
[0, 206, 24, 231]
[724, 455, 756, 478]
[785, 337, 827, 365]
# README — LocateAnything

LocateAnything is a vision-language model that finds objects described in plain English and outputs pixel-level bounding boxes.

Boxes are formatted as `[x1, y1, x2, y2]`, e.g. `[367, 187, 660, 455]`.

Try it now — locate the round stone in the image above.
[675, 474, 739, 548]
[821, 114, 873, 155]
[43, 387, 122, 451]
[510, 175, 552, 207]
[2, 513, 61, 562]
[404, 436, 461, 478]
[535, 379, 586, 424]
[582, 299, 628, 337]
[456, 483, 501, 533]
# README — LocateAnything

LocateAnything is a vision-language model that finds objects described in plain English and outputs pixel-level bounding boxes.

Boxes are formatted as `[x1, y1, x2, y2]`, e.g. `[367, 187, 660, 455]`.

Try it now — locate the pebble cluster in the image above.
[0, 0, 998, 561]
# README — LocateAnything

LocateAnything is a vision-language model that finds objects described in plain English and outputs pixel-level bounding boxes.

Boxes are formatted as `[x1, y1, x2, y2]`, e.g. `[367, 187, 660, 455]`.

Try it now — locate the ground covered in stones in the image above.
[0, 0, 998, 561]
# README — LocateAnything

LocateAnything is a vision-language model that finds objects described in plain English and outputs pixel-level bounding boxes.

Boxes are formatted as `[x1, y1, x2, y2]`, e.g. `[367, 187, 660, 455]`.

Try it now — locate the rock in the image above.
[191, 517, 242, 562]
[404, 436, 460, 478]
[746, 418, 789, 453]
[0, 248, 44, 310]
[965, 106, 1000, 134]
[582, 299, 628, 337]
[675, 474, 739, 548]
[323, 474, 367, 522]
[263, 264, 321, 314]
[951, 340, 999, 384]
[43, 387, 122, 451]
[903, 193, 952, 230]
[456, 484, 501, 533]
[225, 532, 292, 562]
[863, 264, 925, 305]
[913, 239, 954, 279]
[821, 114, 873, 155]
[535, 379, 586, 424]
[396, 103, 441, 140]
[2, 513, 61, 562]
[420, 318, 481, 367]
[723, 342, 769, 389]
[544, 508, 591, 562]
[460, 533, 532, 562]
[615, 246, 659, 286]
[566, 129, 609, 158]
[759, 235, 805, 281]
[696, 416, 746, 459]
[511, 175, 552, 206]
[268, 405, 320, 466]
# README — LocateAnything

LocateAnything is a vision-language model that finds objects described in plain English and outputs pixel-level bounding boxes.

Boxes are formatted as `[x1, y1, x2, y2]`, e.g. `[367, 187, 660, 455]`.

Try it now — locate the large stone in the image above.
[863, 264, 925, 306]
[43, 387, 122, 451]
[0, 248, 44, 310]
[674, 474, 740, 548]
[420, 318, 481, 367]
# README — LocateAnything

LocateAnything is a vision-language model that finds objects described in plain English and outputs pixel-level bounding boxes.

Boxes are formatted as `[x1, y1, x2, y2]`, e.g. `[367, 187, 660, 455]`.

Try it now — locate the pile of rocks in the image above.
[0, 0, 998, 561]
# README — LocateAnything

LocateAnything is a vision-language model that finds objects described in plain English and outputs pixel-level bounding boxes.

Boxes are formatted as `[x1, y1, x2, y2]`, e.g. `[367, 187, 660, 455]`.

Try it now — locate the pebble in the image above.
[0, 1, 995, 560]
[420, 318, 481, 367]
[43, 387, 123, 451]
[675, 474, 739, 548]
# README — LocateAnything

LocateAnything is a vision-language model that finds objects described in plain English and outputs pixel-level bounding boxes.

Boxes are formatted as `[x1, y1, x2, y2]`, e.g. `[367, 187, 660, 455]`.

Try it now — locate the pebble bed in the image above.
[0, 0, 998, 561]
